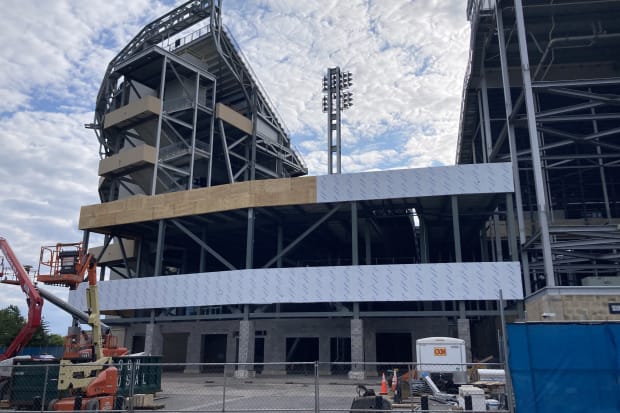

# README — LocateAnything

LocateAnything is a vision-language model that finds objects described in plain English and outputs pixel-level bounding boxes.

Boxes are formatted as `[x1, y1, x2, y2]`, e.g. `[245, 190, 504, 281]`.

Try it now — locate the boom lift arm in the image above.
[0, 237, 44, 361]
[53, 257, 122, 411]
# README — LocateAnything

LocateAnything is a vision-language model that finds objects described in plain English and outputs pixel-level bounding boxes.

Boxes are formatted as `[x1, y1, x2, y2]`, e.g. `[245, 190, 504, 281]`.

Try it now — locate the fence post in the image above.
[222, 366, 227, 412]
[499, 289, 515, 413]
[421, 395, 429, 412]
[128, 361, 136, 413]
[41, 364, 49, 412]
[314, 361, 320, 413]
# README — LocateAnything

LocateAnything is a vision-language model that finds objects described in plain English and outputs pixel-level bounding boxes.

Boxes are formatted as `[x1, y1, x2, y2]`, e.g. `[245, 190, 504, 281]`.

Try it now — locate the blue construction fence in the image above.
[0, 345, 63, 359]
[507, 322, 620, 413]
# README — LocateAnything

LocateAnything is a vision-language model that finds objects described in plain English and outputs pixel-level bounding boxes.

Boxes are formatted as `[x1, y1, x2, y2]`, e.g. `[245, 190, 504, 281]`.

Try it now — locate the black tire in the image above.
[114, 395, 127, 411]
[85, 399, 99, 412]
[32, 396, 42, 411]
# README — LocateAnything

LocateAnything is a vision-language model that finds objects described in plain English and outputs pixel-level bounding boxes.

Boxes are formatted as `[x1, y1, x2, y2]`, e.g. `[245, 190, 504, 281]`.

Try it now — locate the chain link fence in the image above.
[0, 360, 509, 412]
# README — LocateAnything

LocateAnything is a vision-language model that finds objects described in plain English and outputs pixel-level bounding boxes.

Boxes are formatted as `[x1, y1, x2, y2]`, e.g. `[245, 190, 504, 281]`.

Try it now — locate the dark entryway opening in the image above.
[162, 333, 189, 372]
[202, 334, 227, 373]
[330, 337, 351, 374]
[254, 337, 265, 374]
[286, 337, 318, 374]
[375, 332, 412, 374]
[131, 335, 145, 353]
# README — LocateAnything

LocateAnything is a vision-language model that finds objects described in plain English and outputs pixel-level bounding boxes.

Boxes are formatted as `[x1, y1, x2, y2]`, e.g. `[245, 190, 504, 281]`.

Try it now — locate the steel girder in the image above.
[464, 0, 620, 291]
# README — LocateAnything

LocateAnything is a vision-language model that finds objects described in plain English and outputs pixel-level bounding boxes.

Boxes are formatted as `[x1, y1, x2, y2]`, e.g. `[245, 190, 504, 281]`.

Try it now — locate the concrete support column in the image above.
[364, 324, 377, 377]
[235, 320, 256, 378]
[348, 319, 365, 379]
[457, 318, 472, 362]
[184, 331, 202, 373]
[263, 328, 286, 375]
[223, 332, 236, 374]
[144, 323, 163, 356]
[319, 336, 330, 375]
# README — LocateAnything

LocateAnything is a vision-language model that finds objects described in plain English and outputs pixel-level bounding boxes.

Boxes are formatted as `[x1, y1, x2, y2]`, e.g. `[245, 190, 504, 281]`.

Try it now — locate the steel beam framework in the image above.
[92, 0, 306, 204]
[461, 0, 620, 292]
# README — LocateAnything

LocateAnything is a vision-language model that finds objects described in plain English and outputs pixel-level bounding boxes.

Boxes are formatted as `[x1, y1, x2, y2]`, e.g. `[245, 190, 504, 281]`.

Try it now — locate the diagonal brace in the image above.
[263, 204, 343, 268]
[171, 219, 237, 270]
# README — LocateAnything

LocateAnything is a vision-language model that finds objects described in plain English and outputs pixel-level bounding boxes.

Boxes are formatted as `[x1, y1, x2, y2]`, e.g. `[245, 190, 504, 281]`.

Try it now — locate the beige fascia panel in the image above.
[79, 176, 317, 230]
[216, 103, 253, 135]
[104, 95, 161, 130]
[89, 239, 136, 264]
[98, 144, 157, 176]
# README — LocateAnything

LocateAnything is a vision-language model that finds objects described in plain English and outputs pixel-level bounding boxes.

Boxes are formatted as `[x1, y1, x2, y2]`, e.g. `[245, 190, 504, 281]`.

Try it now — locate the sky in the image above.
[0, 0, 471, 336]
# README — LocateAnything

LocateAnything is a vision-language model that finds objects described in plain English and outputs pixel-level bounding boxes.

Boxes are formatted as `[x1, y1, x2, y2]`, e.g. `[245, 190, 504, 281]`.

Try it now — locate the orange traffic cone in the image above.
[379, 372, 388, 395]
[391, 370, 398, 392]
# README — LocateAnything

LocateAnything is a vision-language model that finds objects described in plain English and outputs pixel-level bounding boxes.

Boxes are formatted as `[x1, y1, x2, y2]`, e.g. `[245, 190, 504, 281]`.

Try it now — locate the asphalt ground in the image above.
[151, 373, 456, 412]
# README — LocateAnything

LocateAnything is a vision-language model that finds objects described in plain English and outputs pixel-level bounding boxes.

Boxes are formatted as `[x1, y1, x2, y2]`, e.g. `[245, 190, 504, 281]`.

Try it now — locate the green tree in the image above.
[29, 319, 51, 346]
[47, 334, 65, 346]
[0, 305, 25, 346]
[0, 306, 64, 348]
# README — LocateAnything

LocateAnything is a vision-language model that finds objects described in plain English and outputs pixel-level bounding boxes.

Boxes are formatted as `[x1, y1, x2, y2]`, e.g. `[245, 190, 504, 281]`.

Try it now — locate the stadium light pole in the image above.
[322, 67, 353, 174]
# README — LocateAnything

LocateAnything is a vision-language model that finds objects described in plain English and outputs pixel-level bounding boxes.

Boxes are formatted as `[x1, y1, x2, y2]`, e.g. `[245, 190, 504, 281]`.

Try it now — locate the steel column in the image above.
[506, 194, 518, 261]
[188, 73, 200, 189]
[246, 208, 255, 269]
[494, 213, 503, 261]
[590, 103, 612, 221]
[364, 220, 371, 265]
[351, 202, 358, 265]
[479, 72, 493, 160]
[218, 119, 234, 183]
[151, 56, 168, 195]
[277, 224, 283, 268]
[155, 220, 166, 276]
[200, 227, 207, 272]
[495, 4, 527, 247]
[451, 196, 462, 262]
[207, 76, 216, 187]
[514, 0, 555, 286]
[250, 90, 257, 180]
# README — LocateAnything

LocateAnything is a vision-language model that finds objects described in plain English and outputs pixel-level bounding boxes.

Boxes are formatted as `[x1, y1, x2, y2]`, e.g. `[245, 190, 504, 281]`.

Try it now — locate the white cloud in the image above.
[0, 0, 471, 335]
[0, 0, 175, 335]
[224, 0, 470, 171]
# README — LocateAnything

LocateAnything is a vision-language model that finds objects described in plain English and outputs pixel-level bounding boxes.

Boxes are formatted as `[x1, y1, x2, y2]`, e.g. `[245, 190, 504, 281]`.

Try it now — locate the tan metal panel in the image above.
[89, 239, 136, 263]
[79, 176, 318, 230]
[98, 144, 157, 176]
[216, 103, 253, 135]
[104, 95, 161, 129]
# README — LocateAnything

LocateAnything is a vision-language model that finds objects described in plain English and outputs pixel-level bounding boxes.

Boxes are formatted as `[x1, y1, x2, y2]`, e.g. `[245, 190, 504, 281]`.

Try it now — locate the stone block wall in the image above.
[526, 290, 620, 321]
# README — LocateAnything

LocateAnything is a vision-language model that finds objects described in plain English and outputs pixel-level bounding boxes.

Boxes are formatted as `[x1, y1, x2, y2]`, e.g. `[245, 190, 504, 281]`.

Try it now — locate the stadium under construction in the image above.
[67, 0, 620, 377]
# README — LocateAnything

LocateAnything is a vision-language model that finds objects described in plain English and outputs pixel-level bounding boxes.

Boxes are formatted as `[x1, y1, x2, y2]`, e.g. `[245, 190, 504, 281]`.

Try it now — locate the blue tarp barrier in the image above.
[507, 322, 620, 413]
[0, 345, 63, 359]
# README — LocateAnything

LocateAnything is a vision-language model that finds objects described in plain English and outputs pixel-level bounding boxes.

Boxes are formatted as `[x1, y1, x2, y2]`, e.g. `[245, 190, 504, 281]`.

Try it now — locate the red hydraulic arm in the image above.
[0, 237, 44, 361]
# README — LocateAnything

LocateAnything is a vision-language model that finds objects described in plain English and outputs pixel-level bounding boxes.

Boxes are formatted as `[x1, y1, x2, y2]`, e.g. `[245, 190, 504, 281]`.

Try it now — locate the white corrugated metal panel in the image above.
[68, 261, 522, 311]
[316, 163, 514, 203]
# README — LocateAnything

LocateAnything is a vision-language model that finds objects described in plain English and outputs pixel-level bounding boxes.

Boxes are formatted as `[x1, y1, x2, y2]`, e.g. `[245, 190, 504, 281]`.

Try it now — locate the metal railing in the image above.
[0, 361, 509, 412]
[466, 0, 495, 21]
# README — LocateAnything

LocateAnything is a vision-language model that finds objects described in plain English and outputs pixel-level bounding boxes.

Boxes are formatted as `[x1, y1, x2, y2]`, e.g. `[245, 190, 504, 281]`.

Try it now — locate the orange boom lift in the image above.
[0, 237, 43, 361]
[36, 242, 127, 411]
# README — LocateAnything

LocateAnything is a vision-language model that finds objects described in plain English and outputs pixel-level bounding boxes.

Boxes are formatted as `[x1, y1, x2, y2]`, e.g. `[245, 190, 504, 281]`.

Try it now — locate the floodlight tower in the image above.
[322, 67, 353, 174]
